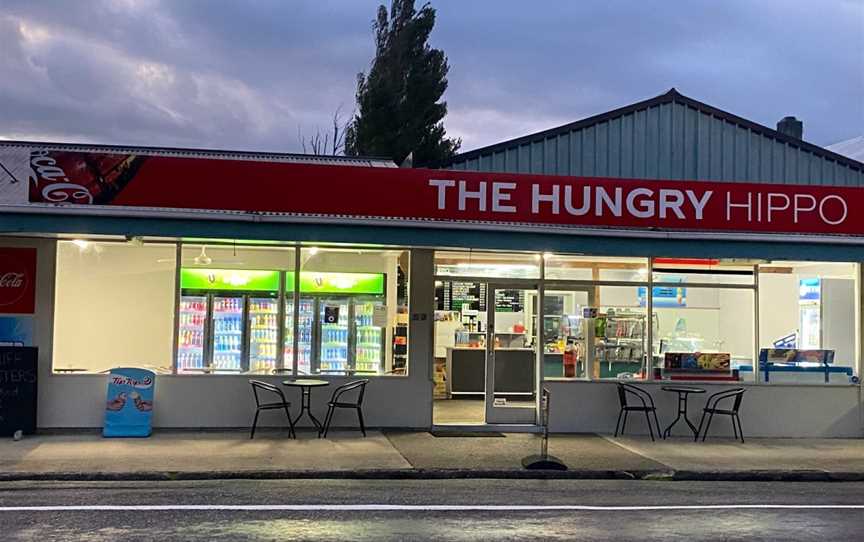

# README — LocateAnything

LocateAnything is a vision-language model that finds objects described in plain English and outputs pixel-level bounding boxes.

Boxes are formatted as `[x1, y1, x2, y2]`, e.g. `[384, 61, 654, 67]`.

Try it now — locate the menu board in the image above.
[495, 289, 525, 312]
[446, 282, 486, 311]
[0, 346, 37, 436]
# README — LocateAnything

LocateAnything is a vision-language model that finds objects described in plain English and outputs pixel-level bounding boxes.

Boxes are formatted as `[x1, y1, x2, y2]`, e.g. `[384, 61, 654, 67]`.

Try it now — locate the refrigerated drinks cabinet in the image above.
[176, 269, 280, 374]
[282, 295, 385, 375]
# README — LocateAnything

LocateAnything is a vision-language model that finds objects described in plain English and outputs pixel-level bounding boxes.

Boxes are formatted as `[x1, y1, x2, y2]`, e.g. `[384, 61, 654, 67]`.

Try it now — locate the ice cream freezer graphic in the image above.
[177, 269, 280, 373]
[284, 272, 386, 375]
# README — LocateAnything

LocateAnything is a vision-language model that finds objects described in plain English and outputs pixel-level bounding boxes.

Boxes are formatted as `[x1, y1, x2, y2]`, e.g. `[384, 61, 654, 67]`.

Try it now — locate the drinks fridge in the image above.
[281, 272, 387, 375]
[176, 269, 280, 373]
[284, 297, 314, 375]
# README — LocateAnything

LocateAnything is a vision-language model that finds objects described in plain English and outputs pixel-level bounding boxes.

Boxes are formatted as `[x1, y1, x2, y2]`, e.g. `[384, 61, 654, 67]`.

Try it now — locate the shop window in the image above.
[653, 258, 755, 286]
[300, 247, 409, 376]
[652, 287, 755, 381]
[597, 285, 650, 380]
[434, 251, 540, 279]
[758, 261, 858, 385]
[54, 241, 177, 374]
[177, 244, 295, 375]
[544, 255, 648, 282]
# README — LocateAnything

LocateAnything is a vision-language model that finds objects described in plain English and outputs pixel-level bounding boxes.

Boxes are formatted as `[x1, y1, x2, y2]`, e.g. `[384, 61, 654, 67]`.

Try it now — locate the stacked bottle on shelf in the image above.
[177, 296, 206, 371]
[249, 298, 278, 373]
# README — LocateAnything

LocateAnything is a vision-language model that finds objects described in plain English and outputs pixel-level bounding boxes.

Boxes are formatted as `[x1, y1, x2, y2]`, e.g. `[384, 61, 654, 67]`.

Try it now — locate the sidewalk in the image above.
[0, 430, 862, 481]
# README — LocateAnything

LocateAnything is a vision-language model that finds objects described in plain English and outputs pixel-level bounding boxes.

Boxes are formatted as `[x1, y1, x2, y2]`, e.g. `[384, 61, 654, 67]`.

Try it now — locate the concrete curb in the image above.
[1, 469, 863, 483]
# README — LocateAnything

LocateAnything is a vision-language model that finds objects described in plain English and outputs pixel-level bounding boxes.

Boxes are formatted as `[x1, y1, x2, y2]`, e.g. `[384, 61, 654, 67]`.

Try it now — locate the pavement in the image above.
[1, 429, 863, 481]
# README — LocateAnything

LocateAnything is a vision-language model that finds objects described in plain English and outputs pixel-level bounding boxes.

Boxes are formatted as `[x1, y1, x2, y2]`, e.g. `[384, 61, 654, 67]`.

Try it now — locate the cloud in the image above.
[0, 0, 860, 155]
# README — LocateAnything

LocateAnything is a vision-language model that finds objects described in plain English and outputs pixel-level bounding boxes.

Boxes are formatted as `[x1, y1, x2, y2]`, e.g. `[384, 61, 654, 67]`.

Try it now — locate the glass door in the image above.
[248, 296, 278, 373]
[353, 297, 384, 374]
[543, 288, 595, 379]
[318, 297, 349, 374]
[177, 294, 207, 372]
[485, 285, 538, 425]
[211, 295, 244, 372]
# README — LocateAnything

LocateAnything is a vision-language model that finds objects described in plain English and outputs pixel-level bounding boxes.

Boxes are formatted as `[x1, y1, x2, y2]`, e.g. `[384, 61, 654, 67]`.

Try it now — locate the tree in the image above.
[298, 106, 349, 156]
[345, 0, 460, 168]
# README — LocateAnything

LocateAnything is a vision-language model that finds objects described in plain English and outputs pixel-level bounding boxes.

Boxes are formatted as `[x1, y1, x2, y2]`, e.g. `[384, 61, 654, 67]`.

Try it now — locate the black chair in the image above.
[320, 379, 369, 438]
[614, 382, 662, 441]
[249, 380, 296, 439]
[696, 388, 746, 443]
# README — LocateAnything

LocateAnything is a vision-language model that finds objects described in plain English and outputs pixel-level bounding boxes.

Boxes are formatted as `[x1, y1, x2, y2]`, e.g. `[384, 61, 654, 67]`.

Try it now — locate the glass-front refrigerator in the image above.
[248, 297, 279, 373]
[354, 298, 384, 374]
[211, 296, 244, 371]
[319, 298, 350, 374]
[284, 297, 315, 374]
[177, 295, 207, 372]
[176, 268, 281, 374]
[282, 271, 386, 375]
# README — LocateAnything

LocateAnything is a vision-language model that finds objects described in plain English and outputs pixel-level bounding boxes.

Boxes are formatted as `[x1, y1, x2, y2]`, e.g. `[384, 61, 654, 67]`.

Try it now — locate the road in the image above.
[1, 479, 863, 541]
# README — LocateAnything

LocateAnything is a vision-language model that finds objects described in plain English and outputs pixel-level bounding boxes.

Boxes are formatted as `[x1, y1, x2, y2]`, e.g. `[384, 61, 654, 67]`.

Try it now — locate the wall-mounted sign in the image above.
[0, 248, 36, 314]
[638, 278, 686, 308]
[180, 269, 279, 292]
[0, 346, 37, 436]
[6, 145, 864, 238]
[0, 316, 34, 346]
[799, 278, 821, 301]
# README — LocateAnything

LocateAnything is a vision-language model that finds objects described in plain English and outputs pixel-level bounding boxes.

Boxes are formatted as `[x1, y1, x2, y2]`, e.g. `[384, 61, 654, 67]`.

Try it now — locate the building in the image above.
[1, 89, 862, 438]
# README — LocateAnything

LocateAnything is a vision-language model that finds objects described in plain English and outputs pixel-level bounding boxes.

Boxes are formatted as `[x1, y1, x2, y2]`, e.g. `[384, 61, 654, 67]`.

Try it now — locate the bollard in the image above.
[521, 387, 567, 470]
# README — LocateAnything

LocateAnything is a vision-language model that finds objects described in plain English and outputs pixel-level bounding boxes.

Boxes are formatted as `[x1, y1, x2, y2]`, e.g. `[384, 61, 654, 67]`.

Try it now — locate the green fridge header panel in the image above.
[180, 269, 280, 292]
[180, 269, 384, 294]
[287, 271, 385, 295]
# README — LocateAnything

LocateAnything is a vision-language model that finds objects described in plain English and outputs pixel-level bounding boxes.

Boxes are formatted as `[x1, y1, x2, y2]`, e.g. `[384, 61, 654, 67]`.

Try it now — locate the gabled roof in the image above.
[0, 139, 397, 168]
[450, 88, 864, 173]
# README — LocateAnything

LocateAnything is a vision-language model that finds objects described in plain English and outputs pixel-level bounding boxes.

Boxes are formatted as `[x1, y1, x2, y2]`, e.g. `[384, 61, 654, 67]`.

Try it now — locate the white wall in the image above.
[54, 242, 176, 372]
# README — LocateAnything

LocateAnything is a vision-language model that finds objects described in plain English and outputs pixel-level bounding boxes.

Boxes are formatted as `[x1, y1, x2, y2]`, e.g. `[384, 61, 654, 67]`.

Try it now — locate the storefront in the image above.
[1, 92, 863, 437]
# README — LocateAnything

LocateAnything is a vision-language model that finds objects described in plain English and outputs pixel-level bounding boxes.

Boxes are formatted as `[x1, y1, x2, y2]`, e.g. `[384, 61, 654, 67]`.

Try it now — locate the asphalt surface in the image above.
[1, 479, 863, 541]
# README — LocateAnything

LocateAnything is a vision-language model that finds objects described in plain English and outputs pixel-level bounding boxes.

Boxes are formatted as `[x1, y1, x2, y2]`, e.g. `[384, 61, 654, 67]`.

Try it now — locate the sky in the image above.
[1, 0, 862, 156]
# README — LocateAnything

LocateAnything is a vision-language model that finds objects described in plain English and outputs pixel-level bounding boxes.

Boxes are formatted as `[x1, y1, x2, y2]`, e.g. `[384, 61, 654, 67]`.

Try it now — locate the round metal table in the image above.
[661, 385, 706, 439]
[282, 379, 330, 431]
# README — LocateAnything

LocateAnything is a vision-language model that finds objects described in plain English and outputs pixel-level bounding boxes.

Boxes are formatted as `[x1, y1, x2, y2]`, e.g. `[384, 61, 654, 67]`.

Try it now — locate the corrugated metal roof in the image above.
[0, 139, 397, 168]
[828, 136, 864, 163]
[449, 89, 864, 186]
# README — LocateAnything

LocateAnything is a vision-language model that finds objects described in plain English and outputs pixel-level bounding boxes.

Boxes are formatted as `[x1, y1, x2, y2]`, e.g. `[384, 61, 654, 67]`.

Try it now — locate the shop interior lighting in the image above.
[72, 239, 89, 250]
[308, 247, 319, 255]
[194, 246, 212, 266]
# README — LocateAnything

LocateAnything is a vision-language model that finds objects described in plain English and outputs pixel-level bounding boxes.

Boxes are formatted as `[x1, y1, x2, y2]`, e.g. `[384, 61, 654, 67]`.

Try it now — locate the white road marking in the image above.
[0, 504, 861, 512]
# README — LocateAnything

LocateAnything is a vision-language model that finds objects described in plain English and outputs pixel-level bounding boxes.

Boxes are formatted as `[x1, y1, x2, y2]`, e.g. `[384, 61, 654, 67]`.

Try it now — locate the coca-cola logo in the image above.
[0, 272, 25, 288]
[0, 262, 29, 309]
[29, 150, 94, 204]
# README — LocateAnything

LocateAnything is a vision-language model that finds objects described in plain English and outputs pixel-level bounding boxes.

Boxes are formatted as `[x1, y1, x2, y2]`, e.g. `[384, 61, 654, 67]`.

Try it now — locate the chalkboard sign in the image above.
[0, 346, 37, 436]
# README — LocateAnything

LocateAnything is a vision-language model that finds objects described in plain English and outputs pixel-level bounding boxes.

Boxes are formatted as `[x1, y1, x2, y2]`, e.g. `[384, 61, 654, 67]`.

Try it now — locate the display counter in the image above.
[446, 347, 535, 396]
[739, 364, 854, 384]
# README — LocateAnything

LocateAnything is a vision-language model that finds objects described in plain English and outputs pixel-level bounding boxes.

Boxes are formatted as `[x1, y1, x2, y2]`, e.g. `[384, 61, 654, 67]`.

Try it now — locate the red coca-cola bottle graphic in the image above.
[29, 150, 148, 205]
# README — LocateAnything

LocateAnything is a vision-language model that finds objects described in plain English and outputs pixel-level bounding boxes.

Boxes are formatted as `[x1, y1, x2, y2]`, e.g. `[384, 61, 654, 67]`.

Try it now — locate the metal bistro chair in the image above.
[696, 388, 746, 443]
[249, 380, 296, 439]
[320, 379, 370, 438]
[614, 382, 663, 441]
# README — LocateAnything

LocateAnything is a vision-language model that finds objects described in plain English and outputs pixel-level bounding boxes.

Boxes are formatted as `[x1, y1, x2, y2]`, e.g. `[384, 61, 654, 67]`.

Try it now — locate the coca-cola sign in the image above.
[0, 248, 36, 314]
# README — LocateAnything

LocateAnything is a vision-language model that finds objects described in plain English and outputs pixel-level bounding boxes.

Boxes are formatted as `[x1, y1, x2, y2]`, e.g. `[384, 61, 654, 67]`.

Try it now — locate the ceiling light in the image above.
[72, 240, 89, 249]
[308, 247, 319, 255]
[194, 246, 212, 266]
